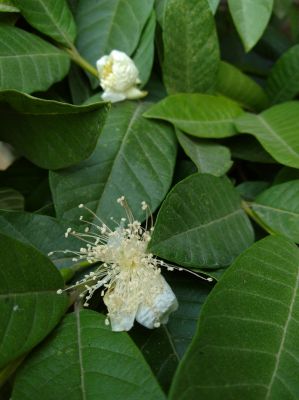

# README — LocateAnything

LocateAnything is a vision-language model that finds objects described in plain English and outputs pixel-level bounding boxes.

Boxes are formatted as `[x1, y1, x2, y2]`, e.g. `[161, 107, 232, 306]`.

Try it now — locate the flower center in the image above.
[102, 59, 113, 79]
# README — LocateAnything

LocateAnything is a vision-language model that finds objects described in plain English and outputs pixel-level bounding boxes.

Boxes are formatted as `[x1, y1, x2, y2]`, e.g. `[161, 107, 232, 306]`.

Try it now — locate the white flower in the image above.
[0, 142, 17, 171]
[53, 197, 213, 331]
[96, 50, 147, 103]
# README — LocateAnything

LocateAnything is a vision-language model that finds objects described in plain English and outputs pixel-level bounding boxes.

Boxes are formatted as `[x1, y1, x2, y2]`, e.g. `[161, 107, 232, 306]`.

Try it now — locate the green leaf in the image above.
[266, 44, 299, 104]
[149, 173, 254, 269]
[12, 309, 166, 400]
[170, 235, 299, 400]
[176, 130, 233, 176]
[50, 102, 177, 224]
[0, 234, 68, 369]
[227, 135, 276, 164]
[236, 181, 270, 201]
[0, 24, 70, 93]
[228, 0, 274, 52]
[216, 61, 269, 111]
[273, 0, 292, 18]
[0, 90, 108, 170]
[208, 0, 220, 13]
[163, 0, 220, 93]
[133, 11, 156, 87]
[235, 102, 299, 168]
[252, 180, 299, 243]
[0, 188, 24, 210]
[0, 0, 19, 12]
[144, 94, 243, 138]
[273, 167, 299, 185]
[13, 0, 76, 47]
[75, 0, 154, 86]
[0, 211, 79, 269]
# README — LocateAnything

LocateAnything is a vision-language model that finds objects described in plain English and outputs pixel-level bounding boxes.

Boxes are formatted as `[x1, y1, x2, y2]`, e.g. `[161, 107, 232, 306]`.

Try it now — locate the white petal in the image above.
[136, 277, 178, 329]
[0, 142, 17, 171]
[125, 87, 147, 100]
[104, 291, 137, 331]
[96, 55, 109, 75]
[101, 90, 126, 103]
[110, 50, 132, 63]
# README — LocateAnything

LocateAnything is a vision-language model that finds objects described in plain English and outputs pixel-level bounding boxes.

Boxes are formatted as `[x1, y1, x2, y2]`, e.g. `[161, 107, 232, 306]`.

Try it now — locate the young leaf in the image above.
[0, 90, 108, 169]
[228, 0, 274, 52]
[170, 235, 299, 400]
[12, 310, 166, 400]
[266, 44, 299, 104]
[144, 94, 243, 138]
[12, 0, 76, 47]
[149, 173, 254, 268]
[0, 234, 68, 369]
[252, 180, 299, 243]
[163, 0, 220, 93]
[235, 102, 299, 168]
[0, 24, 70, 93]
[176, 130, 233, 176]
[50, 102, 177, 224]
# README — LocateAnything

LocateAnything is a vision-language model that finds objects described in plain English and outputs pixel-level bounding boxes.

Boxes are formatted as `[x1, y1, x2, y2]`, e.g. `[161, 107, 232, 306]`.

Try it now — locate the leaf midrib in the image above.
[265, 267, 299, 398]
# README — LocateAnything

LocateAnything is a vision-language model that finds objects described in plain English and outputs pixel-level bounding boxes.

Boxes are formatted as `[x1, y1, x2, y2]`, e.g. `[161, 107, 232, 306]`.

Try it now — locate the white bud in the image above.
[96, 50, 147, 103]
[0, 142, 17, 171]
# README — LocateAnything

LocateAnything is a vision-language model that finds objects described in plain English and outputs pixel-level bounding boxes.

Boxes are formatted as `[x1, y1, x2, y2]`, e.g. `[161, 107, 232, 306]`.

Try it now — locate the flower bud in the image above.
[96, 50, 147, 103]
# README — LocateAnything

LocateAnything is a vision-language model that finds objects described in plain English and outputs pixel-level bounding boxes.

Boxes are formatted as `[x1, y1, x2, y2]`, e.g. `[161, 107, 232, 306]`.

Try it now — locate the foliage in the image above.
[1, 0, 299, 398]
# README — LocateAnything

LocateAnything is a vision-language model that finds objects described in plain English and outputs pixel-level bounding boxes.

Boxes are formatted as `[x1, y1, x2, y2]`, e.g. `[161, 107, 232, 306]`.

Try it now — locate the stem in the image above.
[0, 355, 26, 387]
[64, 46, 99, 78]
[241, 200, 276, 235]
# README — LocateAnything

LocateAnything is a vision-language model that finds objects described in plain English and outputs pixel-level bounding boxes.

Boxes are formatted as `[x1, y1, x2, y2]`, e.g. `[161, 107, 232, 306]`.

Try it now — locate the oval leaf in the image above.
[0, 188, 24, 210]
[0, 24, 70, 93]
[13, 0, 76, 47]
[266, 44, 299, 104]
[0, 234, 68, 368]
[50, 102, 177, 224]
[176, 130, 233, 176]
[144, 94, 243, 138]
[252, 180, 299, 243]
[170, 235, 299, 400]
[12, 309, 166, 400]
[228, 0, 274, 51]
[149, 173, 254, 268]
[163, 0, 220, 93]
[235, 102, 299, 168]
[0, 91, 108, 169]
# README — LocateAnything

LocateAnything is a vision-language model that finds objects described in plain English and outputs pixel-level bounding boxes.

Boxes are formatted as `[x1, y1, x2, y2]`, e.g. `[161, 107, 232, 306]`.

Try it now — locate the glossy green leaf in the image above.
[0, 0, 18, 12]
[0, 90, 108, 169]
[133, 11, 156, 87]
[216, 61, 268, 111]
[50, 102, 177, 224]
[176, 130, 233, 176]
[0, 234, 68, 369]
[235, 102, 299, 168]
[208, 0, 220, 13]
[227, 135, 276, 164]
[149, 173, 254, 268]
[12, 310, 166, 400]
[13, 0, 76, 47]
[163, 0, 220, 93]
[75, 0, 153, 85]
[228, 0, 274, 51]
[0, 188, 24, 210]
[0, 24, 70, 93]
[266, 44, 299, 104]
[252, 180, 299, 243]
[170, 235, 299, 400]
[144, 94, 243, 138]
[0, 211, 79, 268]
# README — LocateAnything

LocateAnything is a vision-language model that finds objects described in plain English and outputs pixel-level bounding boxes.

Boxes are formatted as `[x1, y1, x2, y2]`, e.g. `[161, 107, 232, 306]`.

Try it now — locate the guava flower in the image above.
[0, 142, 17, 171]
[96, 50, 147, 103]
